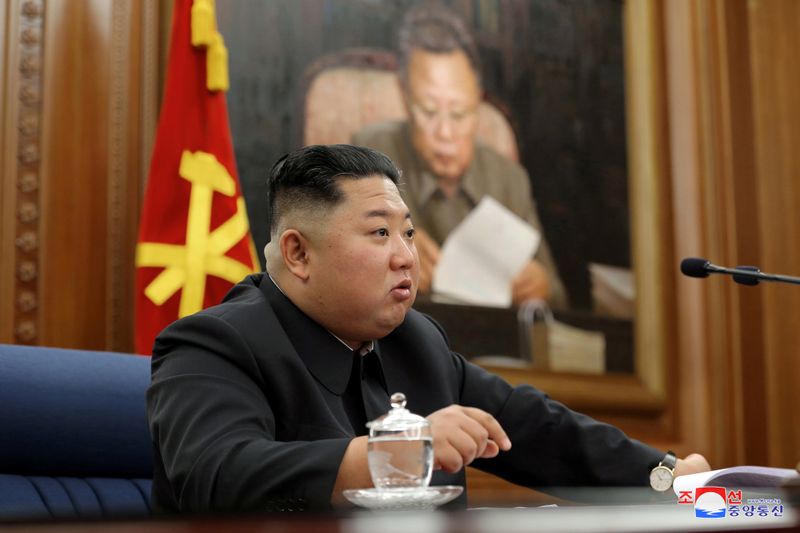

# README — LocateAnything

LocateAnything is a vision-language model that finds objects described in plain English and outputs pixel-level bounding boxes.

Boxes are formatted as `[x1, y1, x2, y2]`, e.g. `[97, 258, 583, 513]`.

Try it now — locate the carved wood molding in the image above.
[106, 0, 132, 350]
[141, 0, 158, 186]
[7, 0, 45, 344]
[104, 0, 159, 351]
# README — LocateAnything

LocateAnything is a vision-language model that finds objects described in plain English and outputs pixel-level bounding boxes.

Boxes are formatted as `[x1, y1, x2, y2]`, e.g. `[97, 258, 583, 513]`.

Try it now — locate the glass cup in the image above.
[367, 392, 433, 491]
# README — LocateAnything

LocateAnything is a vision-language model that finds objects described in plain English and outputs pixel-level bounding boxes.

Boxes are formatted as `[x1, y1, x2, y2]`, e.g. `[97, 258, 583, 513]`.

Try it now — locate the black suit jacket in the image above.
[147, 274, 662, 513]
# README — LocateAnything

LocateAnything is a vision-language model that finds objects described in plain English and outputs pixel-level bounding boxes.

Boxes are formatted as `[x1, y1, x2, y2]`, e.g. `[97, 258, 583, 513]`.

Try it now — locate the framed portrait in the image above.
[216, 0, 670, 414]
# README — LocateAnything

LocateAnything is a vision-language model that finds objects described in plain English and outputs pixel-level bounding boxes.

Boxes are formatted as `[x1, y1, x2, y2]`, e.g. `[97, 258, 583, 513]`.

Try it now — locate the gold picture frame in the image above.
[210, 0, 673, 416]
[481, 0, 671, 415]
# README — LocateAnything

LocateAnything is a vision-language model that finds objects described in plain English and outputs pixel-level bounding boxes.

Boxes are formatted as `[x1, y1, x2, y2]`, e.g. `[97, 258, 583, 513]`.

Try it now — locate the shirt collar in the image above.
[400, 123, 481, 208]
[330, 333, 375, 356]
[263, 274, 380, 394]
[457, 155, 483, 205]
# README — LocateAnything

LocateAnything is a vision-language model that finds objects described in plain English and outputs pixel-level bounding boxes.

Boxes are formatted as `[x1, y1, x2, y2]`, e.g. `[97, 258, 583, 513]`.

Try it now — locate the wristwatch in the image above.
[649, 451, 677, 492]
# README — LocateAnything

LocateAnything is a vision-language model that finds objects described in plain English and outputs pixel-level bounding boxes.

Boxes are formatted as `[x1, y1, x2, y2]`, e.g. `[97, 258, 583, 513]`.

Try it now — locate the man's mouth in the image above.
[434, 151, 456, 162]
[391, 279, 413, 300]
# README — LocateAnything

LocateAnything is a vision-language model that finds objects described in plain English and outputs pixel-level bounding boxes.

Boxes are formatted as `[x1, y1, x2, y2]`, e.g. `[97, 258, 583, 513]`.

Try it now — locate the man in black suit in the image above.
[147, 144, 708, 513]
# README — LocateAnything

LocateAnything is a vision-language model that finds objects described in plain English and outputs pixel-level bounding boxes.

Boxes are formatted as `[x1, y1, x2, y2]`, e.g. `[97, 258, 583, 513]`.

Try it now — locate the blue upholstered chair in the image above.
[0, 344, 152, 520]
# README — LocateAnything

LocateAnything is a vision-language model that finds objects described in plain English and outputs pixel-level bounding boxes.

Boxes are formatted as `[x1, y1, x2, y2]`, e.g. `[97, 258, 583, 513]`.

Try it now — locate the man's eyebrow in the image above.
[364, 209, 412, 220]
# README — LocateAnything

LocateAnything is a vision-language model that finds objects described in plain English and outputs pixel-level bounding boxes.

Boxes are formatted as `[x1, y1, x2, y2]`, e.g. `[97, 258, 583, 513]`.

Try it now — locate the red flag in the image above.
[135, 0, 258, 354]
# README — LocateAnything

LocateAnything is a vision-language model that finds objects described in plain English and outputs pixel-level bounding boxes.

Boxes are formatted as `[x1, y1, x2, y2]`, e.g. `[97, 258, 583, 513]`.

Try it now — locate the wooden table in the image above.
[3, 498, 796, 533]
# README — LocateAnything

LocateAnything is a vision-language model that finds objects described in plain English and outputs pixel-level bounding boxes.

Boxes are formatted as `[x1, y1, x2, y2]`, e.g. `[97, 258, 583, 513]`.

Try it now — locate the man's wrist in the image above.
[332, 436, 371, 505]
[649, 451, 677, 492]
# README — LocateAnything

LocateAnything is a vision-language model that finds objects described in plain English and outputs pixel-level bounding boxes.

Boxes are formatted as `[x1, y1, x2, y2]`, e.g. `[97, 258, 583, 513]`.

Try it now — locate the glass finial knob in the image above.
[390, 392, 406, 409]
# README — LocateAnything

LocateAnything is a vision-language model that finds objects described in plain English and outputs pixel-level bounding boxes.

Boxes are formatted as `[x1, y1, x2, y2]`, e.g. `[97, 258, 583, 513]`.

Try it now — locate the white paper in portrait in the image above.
[432, 196, 540, 307]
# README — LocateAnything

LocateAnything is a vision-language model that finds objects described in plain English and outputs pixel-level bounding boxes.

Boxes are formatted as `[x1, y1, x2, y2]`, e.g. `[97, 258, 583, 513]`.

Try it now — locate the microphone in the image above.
[680, 257, 714, 278]
[680, 257, 800, 286]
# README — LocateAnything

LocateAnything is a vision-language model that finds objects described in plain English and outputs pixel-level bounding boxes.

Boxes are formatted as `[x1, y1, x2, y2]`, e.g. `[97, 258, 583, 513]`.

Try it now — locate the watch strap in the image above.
[660, 450, 677, 471]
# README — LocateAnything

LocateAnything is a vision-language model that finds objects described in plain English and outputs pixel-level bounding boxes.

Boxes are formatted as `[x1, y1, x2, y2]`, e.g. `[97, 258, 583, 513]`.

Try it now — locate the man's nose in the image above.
[390, 235, 416, 270]
[432, 115, 456, 140]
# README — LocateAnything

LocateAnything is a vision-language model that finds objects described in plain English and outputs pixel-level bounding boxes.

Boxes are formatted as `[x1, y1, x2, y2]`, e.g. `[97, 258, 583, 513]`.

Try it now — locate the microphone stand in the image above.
[710, 264, 800, 286]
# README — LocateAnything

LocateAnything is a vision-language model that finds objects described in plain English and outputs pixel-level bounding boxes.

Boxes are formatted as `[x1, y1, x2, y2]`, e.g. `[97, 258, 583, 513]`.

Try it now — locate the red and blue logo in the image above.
[694, 487, 727, 518]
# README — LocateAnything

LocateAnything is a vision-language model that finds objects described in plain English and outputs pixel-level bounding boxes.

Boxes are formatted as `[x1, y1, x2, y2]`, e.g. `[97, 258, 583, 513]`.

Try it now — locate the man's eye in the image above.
[406, 228, 416, 238]
[415, 104, 437, 119]
[375, 228, 389, 237]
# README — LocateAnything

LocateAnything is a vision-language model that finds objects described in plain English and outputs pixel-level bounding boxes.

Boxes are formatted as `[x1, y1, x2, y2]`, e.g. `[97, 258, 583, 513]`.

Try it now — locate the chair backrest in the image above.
[0, 344, 153, 520]
[302, 48, 519, 162]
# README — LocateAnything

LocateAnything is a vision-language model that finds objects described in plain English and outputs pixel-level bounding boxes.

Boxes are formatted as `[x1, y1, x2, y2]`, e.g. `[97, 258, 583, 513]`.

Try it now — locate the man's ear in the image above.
[279, 229, 311, 281]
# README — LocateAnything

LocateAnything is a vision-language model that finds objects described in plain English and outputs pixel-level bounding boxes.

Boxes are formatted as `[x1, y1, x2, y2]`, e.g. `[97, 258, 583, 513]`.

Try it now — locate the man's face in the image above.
[405, 48, 481, 185]
[306, 176, 419, 344]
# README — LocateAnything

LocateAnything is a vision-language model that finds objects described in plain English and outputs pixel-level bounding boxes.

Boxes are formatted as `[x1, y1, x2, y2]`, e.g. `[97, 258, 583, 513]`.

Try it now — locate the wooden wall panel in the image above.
[1, 0, 157, 350]
[663, 0, 717, 463]
[664, 0, 799, 469]
[696, 0, 769, 466]
[39, 0, 113, 349]
[748, 0, 800, 468]
[688, 0, 766, 467]
[714, 0, 769, 467]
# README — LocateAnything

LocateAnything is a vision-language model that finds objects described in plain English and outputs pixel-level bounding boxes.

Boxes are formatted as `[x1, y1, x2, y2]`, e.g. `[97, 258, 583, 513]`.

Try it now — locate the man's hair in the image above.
[397, 3, 481, 87]
[267, 144, 401, 236]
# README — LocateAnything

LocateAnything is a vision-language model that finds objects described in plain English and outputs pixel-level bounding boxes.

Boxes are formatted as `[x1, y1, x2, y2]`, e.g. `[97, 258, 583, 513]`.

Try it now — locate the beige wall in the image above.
[0, 0, 796, 499]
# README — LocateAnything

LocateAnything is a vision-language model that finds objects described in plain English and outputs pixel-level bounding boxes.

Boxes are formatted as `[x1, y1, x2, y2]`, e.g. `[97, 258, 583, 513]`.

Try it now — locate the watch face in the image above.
[650, 466, 674, 492]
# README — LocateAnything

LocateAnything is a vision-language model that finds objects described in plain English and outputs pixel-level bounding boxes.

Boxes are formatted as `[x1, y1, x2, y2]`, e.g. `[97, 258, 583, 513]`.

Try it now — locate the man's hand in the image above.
[426, 405, 512, 473]
[332, 406, 511, 504]
[511, 260, 551, 305]
[674, 453, 711, 478]
[414, 228, 441, 294]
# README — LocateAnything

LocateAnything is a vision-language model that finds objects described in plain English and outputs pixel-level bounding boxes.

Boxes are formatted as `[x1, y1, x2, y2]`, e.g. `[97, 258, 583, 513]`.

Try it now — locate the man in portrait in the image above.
[353, 4, 567, 308]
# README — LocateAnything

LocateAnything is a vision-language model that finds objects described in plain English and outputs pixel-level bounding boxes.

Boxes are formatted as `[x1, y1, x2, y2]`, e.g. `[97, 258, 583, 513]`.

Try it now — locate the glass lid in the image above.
[367, 392, 430, 434]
